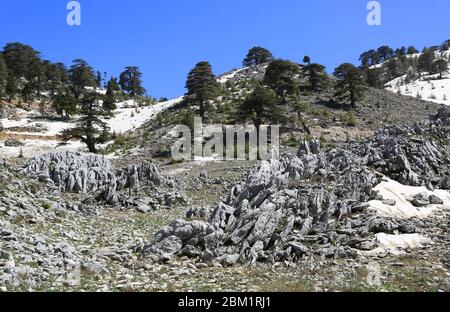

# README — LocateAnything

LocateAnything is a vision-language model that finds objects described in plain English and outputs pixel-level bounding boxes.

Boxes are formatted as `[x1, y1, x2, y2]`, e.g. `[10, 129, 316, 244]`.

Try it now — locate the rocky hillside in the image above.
[142, 109, 450, 265]
[1, 108, 449, 292]
[111, 63, 445, 163]
[1, 42, 450, 293]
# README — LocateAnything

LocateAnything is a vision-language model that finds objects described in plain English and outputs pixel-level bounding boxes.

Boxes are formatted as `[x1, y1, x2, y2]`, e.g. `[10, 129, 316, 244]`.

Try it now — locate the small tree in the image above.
[418, 48, 436, 74]
[264, 60, 300, 97]
[237, 85, 284, 152]
[303, 56, 311, 64]
[185, 61, 220, 121]
[386, 59, 400, 80]
[243, 47, 274, 67]
[61, 93, 110, 153]
[303, 63, 329, 93]
[237, 85, 282, 128]
[333, 63, 367, 108]
[52, 88, 77, 119]
[433, 59, 448, 79]
[103, 79, 117, 113]
[108, 76, 121, 91]
[366, 67, 383, 89]
[344, 111, 357, 127]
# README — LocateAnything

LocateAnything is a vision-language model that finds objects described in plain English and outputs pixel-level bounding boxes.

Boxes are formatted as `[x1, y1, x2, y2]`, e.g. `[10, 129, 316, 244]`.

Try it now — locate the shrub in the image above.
[344, 111, 357, 127]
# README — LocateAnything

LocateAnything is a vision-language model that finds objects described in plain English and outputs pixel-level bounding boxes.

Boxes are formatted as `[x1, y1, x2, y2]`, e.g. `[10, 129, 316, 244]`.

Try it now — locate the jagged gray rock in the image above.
[143, 109, 450, 265]
[23, 151, 167, 206]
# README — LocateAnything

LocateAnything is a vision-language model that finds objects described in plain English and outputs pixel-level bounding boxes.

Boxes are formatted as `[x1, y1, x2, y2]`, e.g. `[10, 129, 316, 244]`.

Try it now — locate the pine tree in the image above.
[52, 88, 77, 119]
[303, 56, 311, 64]
[0, 54, 8, 99]
[108, 77, 121, 91]
[119, 66, 146, 97]
[418, 48, 436, 74]
[366, 67, 383, 89]
[442, 40, 450, 51]
[359, 49, 380, 67]
[69, 59, 96, 99]
[359, 51, 371, 68]
[433, 59, 448, 79]
[5, 74, 18, 100]
[55, 62, 69, 85]
[264, 60, 300, 97]
[27, 59, 47, 97]
[303, 63, 329, 93]
[333, 63, 367, 108]
[61, 92, 109, 153]
[369, 49, 380, 66]
[407, 46, 419, 55]
[395, 47, 406, 57]
[185, 61, 220, 121]
[243, 47, 274, 67]
[45, 62, 64, 96]
[103, 79, 117, 113]
[386, 59, 400, 80]
[377, 46, 394, 62]
[2, 42, 41, 79]
[237, 85, 283, 135]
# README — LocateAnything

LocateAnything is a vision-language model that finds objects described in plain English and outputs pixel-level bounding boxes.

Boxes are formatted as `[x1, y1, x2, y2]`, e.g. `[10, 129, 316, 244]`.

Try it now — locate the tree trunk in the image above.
[199, 99, 205, 122]
[86, 136, 97, 154]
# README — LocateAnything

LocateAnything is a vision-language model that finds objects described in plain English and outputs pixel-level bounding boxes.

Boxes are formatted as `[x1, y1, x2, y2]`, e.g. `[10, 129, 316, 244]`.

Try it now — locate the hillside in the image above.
[361, 44, 450, 106]
[1, 42, 450, 293]
[385, 50, 450, 106]
[122, 64, 444, 163]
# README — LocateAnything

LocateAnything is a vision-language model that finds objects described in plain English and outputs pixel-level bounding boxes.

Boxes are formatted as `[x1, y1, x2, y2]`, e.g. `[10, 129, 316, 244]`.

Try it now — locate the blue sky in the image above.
[1, 0, 449, 98]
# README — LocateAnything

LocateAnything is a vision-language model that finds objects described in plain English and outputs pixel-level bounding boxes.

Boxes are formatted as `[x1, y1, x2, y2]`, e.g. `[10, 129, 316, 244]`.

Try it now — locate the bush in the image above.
[283, 134, 299, 147]
[177, 107, 195, 130]
[344, 111, 357, 127]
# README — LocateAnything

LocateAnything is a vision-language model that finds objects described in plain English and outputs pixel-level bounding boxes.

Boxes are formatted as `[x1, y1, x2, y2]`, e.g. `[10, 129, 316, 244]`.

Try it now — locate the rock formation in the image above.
[142, 109, 450, 265]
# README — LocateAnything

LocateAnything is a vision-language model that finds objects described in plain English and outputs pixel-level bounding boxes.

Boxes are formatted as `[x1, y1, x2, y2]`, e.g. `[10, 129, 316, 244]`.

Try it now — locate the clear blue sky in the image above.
[1, 0, 449, 98]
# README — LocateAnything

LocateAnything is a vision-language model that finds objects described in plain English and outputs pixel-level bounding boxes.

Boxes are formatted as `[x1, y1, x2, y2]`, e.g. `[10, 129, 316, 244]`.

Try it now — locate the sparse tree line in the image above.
[5, 41, 448, 154]
[183, 46, 367, 131]
[360, 40, 450, 89]
[0, 42, 147, 118]
[0, 42, 149, 154]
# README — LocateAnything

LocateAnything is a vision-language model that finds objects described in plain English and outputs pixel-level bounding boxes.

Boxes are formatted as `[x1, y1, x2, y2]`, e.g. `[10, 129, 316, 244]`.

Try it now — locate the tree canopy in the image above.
[264, 60, 300, 97]
[185, 61, 220, 121]
[243, 47, 274, 67]
[3, 42, 41, 79]
[303, 63, 329, 93]
[237, 85, 283, 128]
[333, 63, 367, 107]
[69, 59, 96, 99]
[119, 66, 146, 96]
[61, 92, 109, 153]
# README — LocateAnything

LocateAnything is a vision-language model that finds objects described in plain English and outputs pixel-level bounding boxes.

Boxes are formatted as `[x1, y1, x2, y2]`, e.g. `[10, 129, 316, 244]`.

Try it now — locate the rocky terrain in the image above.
[1, 49, 450, 292]
[0, 107, 449, 292]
